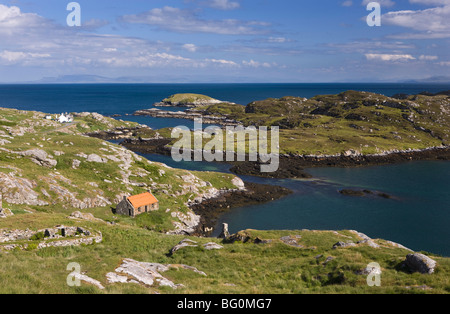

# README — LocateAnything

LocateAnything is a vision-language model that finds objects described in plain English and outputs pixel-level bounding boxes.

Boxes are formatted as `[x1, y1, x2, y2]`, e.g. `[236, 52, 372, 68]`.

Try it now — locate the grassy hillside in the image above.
[1, 212, 449, 294]
[190, 91, 450, 155]
[0, 108, 240, 233]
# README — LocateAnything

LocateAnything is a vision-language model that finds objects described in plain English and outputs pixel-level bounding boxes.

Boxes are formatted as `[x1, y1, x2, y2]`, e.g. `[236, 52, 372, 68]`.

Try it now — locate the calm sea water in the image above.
[135, 153, 450, 257]
[1, 83, 449, 255]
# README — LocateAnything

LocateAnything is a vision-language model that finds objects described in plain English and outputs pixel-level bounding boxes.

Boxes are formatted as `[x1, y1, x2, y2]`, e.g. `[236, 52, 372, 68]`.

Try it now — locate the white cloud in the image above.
[0, 50, 50, 64]
[204, 58, 239, 66]
[0, 5, 210, 71]
[267, 37, 289, 43]
[342, 1, 353, 7]
[365, 53, 416, 61]
[327, 40, 416, 53]
[208, 0, 240, 10]
[409, 0, 449, 5]
[182, 44, 198, 52]
[121, 6, 270, 35]
[242, 59, 272, 68]
[382, 2, 450, 38]
[419, 55, 438, 60]
[0, 4, 48, 35]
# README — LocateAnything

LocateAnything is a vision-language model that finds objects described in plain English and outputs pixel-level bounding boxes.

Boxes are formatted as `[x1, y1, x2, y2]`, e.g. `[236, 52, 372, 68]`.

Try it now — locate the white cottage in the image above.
[58, 113, 73, 123]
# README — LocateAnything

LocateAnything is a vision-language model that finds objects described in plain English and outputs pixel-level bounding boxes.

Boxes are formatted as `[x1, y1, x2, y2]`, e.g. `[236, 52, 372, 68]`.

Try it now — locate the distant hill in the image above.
[33, 75, 119, 83]
[404, 76, 450, 83]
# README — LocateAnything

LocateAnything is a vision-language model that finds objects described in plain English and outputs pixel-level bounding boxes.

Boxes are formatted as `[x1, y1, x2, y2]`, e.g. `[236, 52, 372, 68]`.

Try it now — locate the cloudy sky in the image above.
[0, 0, 449, 83]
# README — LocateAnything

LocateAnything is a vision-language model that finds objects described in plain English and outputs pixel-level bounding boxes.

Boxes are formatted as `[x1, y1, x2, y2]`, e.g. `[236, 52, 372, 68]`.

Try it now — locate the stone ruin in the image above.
[0, 225, 102, 251]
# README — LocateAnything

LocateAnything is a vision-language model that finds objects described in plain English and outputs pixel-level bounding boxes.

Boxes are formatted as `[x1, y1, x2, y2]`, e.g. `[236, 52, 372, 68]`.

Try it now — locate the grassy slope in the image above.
[0, 108, 237, 231]
[1, 213, 449, 294]
[190, 91, 450, 155]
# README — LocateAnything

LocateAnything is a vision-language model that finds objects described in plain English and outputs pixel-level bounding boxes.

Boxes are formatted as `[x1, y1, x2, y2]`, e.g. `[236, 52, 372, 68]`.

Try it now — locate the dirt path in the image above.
[41, 121, 79, 134]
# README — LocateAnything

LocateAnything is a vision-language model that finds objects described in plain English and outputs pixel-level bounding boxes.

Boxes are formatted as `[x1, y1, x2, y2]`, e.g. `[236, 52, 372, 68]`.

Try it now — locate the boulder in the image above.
[332, 241, 357, 249]
[86, 154, 107, 163]
[280, 235, 304, 248]
[69, 211, 104, 223]
[404, 253, 437, 274]
[224, 230, 253, 243]
[231, 177, 246, 190]
[72, 159, 81, 169]
[203, 242, 224, 250]
[169, 239, 198, 255]
[18, 149, 57, 168]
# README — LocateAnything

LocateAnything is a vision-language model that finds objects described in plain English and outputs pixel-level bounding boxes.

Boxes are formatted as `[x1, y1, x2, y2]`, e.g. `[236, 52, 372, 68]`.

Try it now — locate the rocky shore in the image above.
[133, 108, 241, 126]
[189, 181, 292, 237]
[230, 146, 450, 177]
[117, 136, 450, 179]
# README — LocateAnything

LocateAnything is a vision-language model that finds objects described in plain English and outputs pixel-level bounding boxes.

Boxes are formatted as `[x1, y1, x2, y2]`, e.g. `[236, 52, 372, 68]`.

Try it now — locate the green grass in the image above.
[0, 216, 448, 294]
[163, 93, 215, 105]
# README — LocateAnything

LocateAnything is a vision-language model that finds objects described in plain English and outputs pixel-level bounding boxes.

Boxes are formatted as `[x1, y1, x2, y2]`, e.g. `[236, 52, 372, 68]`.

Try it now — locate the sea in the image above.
[0, 83, 449, 256]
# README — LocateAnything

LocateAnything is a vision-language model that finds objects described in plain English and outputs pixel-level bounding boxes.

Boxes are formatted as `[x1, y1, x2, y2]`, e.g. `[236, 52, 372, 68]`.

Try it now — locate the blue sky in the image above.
[0, 0, 449, 82]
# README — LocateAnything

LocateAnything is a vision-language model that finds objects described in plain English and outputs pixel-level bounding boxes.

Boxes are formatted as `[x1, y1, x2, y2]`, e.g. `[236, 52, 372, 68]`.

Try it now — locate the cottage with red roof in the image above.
[116, 191, 159, 217]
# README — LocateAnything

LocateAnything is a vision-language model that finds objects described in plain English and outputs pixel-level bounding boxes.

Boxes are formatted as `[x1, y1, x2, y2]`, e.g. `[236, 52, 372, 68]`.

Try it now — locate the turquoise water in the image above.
[1, 83, 449, 256]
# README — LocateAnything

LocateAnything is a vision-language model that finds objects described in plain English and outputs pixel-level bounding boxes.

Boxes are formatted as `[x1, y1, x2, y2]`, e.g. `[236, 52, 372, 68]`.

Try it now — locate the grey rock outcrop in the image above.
[106, 258, 206, 289]
[0, 172, 48, 206]
[168, 211, 201, 235]
[231, 177, 246, 190]
[17, 149, 57, 168]
[73, 273, 105, 290]
[404, 253, 437, 274]
[203, 242, 224, 250]
[169, 239, 223, 255]
[332, 241, 357, 249]
[350, 230, 380, 248]
[169, 239, 199, 255]
[86, 154, 107, 163]
[280, 235, 304, 248]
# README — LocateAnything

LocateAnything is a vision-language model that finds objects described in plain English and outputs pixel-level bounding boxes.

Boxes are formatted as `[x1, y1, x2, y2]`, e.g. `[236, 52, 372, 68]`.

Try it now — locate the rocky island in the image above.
[153, 93, 234, 108]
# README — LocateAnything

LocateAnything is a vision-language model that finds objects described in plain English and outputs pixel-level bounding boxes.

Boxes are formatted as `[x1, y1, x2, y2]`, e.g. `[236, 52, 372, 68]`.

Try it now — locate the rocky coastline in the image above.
[189, 181, 292, 237]
[117, 136, 450, 178]
[230, 145, 450, 176]
[133, 108, 242, 126]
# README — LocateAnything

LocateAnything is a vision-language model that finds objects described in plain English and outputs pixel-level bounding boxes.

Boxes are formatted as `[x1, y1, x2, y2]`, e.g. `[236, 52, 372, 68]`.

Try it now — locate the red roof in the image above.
[127, 192, 158, 209]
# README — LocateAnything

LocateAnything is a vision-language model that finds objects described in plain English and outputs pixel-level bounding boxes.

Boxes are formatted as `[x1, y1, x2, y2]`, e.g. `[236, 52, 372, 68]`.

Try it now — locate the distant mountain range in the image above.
[403, 76, 450, 83]
[31, 75, 158, 84]
[25, 74, 257, 84]
[13, 74, 450, 84]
